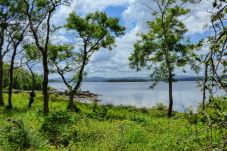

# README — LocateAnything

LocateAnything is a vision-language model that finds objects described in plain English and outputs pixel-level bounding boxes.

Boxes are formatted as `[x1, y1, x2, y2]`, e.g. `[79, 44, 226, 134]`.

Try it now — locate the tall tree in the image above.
[6, 1, 28, 109]
[129, 0, 194, 117]
[192, 0, 227, 111]
[23, 0, 69, 114]
[50, 11, 125, 111]
[0, 0, 16, 106]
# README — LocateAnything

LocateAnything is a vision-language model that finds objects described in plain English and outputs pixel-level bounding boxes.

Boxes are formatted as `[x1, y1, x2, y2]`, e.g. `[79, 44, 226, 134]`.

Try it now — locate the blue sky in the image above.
[46, 0, 215, 79]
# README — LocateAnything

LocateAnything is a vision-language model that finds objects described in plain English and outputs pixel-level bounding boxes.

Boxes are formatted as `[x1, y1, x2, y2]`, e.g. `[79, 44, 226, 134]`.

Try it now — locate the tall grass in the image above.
[0, 93, 226, 150]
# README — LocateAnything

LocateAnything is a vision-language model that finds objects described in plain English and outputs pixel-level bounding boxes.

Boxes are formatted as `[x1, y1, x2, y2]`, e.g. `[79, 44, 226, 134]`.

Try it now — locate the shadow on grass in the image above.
[1, 106, 30, 117]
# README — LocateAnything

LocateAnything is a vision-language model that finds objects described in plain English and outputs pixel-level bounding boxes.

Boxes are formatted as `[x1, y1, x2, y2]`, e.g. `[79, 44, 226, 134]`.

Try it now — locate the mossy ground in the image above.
[0, 93, 226, 151]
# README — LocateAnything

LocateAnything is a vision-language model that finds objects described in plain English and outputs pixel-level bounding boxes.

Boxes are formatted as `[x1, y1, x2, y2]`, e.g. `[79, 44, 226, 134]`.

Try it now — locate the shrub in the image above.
[184, 106, 199, 124]
[128, 114, 147, 123]
[4, 120, 31, 150]
[88, 103, 108, 120]
[71, 128, 104, 143]
[140, 107, 149, 114]
[125, 128, 148, 144]
[197, 97, 227, 125]
[40, 111, 72, 146]
[154, 102, 167, 111]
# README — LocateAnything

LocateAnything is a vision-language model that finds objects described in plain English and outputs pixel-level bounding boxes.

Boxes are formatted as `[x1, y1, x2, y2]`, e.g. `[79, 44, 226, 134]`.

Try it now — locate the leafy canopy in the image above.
[129, 4, 194, 84]
[65, 11, 125, 52]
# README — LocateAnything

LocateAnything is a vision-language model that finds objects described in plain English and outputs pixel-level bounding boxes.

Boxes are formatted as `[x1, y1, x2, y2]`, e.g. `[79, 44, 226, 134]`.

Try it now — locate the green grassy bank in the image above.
[0, 93, 226, 151]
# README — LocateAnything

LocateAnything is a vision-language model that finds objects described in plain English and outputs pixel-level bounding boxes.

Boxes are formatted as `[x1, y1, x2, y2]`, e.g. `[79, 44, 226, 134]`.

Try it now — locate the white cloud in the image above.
[182, 0, 214, 35]
[51, 0, 215, 78]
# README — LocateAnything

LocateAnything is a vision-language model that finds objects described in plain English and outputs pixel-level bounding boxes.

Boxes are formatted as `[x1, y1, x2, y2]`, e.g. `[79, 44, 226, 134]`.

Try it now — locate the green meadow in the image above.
[0, 93, 226, 151]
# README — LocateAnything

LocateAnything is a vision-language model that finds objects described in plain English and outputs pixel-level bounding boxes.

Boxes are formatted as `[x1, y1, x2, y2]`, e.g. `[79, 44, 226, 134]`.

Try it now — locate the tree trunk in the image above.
[168, 69, 173, 117]
[7, 50, 16, 110]
[0, 29, 4, 106]
[68, 90, 75, 111]
[73, 51, 87, 92]
[202, 62, 208, 111]
[0, 57, 4, 106]
[42, 52, 49, 115]
[29, 69, 36, 108]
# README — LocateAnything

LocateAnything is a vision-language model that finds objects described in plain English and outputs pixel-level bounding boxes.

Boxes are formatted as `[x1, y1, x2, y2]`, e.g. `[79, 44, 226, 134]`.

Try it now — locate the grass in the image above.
[0, 92, 226, 151]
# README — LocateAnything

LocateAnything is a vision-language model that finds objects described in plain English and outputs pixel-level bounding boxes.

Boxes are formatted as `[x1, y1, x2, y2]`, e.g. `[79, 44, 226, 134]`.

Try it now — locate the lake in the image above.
[49, 81, 225, 112]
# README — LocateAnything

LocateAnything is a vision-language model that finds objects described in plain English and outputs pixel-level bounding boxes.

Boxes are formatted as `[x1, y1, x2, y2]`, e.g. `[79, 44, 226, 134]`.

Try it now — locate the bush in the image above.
[71, 128, 104, 143]
[88, 103, 108, 120]
[40, 111, 72, 146]
[184, 106, 199, 124]
[197, 97, 227, 125]
[128, 114, 147, 123]
[4, 120, 31, 150]
[154, 102, 167, 111]
[126, 128, 148, 144]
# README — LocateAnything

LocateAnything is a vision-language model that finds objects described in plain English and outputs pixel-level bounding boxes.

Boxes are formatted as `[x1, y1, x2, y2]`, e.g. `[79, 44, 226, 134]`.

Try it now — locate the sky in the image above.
[47, 0, 215, 79]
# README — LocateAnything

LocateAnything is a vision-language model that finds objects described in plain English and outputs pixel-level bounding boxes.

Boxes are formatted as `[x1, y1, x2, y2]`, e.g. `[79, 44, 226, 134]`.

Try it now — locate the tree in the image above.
[6, 1, 28, 109]
[24, 44, 41, 108]
[50, 11, 125, 111]
[193, 0, 227, 111]
[23, 0, 69, 115]
[129, 0, 194, 117]
[0, 0, 18, 106]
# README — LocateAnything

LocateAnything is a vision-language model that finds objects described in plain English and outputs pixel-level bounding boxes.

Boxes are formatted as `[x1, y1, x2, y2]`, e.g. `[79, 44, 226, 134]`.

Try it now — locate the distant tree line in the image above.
[2, 64, 42, 90]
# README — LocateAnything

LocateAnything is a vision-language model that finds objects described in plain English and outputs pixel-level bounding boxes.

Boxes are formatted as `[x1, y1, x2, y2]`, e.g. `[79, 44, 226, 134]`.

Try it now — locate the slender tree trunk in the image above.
[7, 49, 17, 110]
[29, 69, 35, 108]
[0, 29, 4, 106]
[202, 62, 208, 111]
[74, 51, 87, 92]
[0, 57, 4, 106]
[70, 51, 87, 112]
[68, 90, 75, 111]
[42, 52, 49, 115]
[168, 69, 173, 117]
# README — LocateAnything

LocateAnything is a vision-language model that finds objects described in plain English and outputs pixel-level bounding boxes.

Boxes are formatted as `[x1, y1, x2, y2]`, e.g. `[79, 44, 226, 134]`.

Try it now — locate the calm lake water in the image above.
[49, 81, 225, 112]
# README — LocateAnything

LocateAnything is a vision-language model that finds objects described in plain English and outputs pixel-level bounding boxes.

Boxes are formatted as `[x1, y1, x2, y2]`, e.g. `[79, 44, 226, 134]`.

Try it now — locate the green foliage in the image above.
[154, 102, 168, 111]
[48, 11, 126, 108]
[125, 128, 148, 144]
[129, 0, 194, 86]
[40, 111, 72, 146]
[198, 97, 227, 125]
[49, 94, 68, 102]
[65, 11, 125, 51]
[184, 106, 199, 124]
[88, 103, 108, 120]
[2, 120, 31, 150]
[3, 65, 42, 90]
[0, 93, 226, 150]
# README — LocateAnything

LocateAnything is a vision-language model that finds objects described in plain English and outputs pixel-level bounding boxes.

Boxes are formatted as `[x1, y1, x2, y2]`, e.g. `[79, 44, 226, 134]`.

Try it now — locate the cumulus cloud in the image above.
[51, 0, 215, 78]
[182, 0, 214, 35]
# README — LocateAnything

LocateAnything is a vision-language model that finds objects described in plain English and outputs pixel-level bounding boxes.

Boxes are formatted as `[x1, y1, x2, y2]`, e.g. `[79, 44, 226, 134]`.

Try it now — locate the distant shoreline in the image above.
[49, 78, 203, 83]
[49, 76, 205, 83]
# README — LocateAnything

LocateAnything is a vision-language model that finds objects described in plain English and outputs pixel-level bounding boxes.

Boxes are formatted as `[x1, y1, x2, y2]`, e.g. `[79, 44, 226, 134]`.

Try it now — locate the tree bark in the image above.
[42, 52, 49, 115]
[68, 90, 75, 111]
[7, 48, 17, 110]
[73, 51, 87, 92]
[202, 62, 208, 111]
[0, 57, 4, 106]
[167, 69, 173, 117]
[28, 65, 36, 108]
[0, 29, 4, 106]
